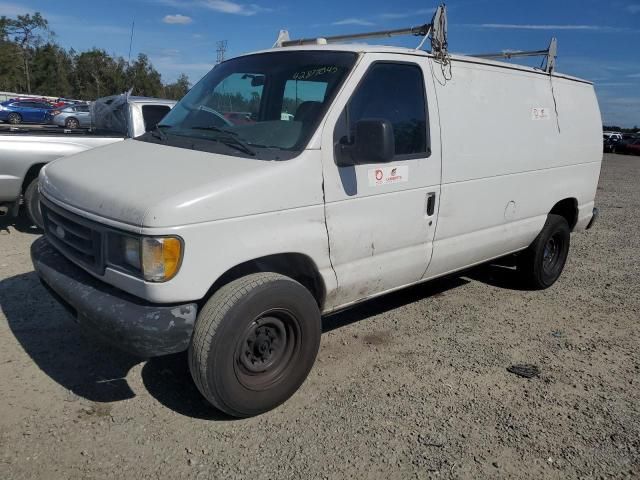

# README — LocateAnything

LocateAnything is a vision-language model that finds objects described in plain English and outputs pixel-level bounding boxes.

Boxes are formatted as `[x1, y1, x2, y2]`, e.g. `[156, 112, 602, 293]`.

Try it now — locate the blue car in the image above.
[0, 99, 54, 124]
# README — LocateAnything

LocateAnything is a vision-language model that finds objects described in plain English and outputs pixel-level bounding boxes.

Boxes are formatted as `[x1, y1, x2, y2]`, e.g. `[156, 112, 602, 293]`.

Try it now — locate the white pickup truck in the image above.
[0, 95, 176, 227]
[31, 35, 601, 417]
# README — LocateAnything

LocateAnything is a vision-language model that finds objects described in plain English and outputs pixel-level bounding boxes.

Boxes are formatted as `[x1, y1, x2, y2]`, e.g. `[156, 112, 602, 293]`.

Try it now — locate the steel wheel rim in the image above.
[9, 114, 19, 124]
[234, 308, 301, 391]
[543, 233, 563, 274]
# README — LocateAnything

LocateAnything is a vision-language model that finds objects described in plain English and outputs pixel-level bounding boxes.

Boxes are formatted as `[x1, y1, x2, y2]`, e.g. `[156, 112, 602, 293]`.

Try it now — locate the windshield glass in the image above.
[143, 51, 358, 160]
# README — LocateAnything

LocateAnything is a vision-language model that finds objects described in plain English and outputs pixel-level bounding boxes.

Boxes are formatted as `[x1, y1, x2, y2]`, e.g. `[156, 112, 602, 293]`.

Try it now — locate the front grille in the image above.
[41, 199, 104, 274]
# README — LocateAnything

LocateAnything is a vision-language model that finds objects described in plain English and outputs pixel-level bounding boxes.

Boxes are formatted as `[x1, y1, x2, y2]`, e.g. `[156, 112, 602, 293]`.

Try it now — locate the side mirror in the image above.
[337, 118, 395, 166]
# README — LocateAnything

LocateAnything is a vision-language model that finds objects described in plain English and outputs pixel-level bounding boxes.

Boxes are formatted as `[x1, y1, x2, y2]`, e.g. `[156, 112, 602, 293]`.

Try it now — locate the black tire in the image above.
[189, 272, 321, 418]
[518, 214, 570, 289]
[8, 112, 21, 124]
[65, 117, 79, 129]
[24, 177, 43, 229]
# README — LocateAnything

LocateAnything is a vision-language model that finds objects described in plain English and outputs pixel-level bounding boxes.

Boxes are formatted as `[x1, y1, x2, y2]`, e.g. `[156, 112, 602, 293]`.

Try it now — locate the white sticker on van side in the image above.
[368, 165, 409, 186]
[532, 107, 550, 120]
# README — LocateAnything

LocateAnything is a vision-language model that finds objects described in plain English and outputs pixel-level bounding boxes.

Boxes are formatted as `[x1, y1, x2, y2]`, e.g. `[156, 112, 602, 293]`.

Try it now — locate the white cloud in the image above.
[596, 82, 636, 87]
[163, 14, 193, 24]
[378, 8, 434, 20]
[0, 1, 31, 16]
[627, 4, 640, 14]
[332, 18, 375, 26]
[203, 0, 269, 16]
[476, 23, 632, 33]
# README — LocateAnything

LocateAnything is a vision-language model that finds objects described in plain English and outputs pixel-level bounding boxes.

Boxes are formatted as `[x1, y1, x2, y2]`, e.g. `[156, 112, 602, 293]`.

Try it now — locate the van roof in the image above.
[242, 44, 591, 85]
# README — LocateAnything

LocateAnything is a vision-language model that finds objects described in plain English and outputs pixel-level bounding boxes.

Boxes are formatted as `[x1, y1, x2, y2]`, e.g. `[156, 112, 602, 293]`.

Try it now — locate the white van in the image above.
[31, 29, 602, 417]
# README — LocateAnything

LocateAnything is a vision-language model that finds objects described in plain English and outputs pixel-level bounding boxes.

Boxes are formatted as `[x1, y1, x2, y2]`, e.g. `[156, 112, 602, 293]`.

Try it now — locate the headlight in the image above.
[108, 234, 183, 282]
[141, 237, 182, 282]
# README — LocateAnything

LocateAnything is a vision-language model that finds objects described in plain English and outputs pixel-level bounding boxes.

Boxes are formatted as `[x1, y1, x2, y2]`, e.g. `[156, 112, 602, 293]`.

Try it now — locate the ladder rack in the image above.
[469, 37, 558, 73]
[276, 24, 432, 47]
[273, 4, 447, 54]
[272, 5, 558, 73]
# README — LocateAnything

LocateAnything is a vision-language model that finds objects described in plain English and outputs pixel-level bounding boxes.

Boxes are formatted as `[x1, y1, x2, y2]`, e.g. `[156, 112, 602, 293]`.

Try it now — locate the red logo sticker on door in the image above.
[368, 166, 409, 186]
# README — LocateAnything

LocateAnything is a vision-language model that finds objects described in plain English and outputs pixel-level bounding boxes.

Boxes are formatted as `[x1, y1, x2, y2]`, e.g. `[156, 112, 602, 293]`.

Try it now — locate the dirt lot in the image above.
[1, 153, 638, 479]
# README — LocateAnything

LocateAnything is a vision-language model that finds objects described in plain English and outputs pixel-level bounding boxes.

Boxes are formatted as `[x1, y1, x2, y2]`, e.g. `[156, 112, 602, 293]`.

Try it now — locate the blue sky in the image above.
[1, 0, 639, 126]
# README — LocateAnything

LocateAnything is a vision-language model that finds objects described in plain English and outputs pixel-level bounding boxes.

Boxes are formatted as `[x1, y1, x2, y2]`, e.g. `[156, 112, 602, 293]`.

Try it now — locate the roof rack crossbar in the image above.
[278, 24, 432, 47]
[274, 3, 448, 51]
[469, 37, 558, 73]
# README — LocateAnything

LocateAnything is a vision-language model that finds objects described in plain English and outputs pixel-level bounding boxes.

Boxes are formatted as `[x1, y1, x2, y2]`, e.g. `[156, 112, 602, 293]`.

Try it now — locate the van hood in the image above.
[41, 139, 320, 228]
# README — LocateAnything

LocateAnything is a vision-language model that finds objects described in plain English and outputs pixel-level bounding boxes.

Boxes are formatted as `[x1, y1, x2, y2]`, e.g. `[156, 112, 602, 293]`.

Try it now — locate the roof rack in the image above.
[469, 37, 558, 73]
[274, 24, 431, 47]
[273, 4, 449, 57]
[272, 5, 557, 74]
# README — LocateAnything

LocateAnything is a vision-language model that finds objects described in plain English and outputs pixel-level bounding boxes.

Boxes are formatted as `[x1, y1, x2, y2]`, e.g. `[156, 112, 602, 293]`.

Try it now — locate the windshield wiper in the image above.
[191, 125, 239, 136]
[151, 124, 170, 141]
[191, 125, 256, 156]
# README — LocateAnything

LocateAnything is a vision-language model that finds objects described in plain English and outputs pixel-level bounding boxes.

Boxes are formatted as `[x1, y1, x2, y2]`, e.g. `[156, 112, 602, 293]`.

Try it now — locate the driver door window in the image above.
[336, 62, 429, 160]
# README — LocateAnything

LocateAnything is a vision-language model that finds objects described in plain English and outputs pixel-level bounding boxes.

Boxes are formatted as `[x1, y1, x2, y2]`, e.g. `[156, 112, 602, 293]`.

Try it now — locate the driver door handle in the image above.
[426, 192, 436, 216]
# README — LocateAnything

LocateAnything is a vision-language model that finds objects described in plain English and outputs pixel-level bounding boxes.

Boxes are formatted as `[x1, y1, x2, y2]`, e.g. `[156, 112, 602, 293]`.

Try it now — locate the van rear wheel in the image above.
[189, 272, 321, 418]
[518, 214, 570, 289]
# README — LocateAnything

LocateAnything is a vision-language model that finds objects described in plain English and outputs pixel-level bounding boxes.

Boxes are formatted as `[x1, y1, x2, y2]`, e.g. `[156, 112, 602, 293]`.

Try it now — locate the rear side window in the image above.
[142, 105, 171, 131]
[343, 62, 428, 157]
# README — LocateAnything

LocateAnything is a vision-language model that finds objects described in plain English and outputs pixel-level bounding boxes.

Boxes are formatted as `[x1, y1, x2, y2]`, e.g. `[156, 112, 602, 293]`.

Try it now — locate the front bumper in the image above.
[31, 237, 198, 357]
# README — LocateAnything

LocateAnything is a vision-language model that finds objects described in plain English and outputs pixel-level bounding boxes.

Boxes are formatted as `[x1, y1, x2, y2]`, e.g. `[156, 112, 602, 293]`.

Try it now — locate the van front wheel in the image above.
[189, 272, 321, 418]
[24, 178, 44, 229]
[518, 214, 570, 289]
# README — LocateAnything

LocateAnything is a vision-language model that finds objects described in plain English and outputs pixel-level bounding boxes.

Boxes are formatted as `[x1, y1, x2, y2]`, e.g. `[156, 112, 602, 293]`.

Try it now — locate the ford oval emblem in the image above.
[55, 225, 65, 239]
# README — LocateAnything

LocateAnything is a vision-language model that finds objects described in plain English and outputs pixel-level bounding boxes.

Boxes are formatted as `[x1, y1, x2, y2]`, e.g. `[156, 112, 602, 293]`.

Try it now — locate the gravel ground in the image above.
[1, 154, 638, 479]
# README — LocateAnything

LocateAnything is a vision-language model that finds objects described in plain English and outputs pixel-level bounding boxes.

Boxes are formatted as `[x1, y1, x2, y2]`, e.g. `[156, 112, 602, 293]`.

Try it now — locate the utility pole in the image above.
[216, 40, 227, 64]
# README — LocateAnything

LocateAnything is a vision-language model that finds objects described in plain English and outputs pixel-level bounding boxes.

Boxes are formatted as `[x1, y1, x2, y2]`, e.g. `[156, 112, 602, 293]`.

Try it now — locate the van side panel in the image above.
[426, 60, 601, 279]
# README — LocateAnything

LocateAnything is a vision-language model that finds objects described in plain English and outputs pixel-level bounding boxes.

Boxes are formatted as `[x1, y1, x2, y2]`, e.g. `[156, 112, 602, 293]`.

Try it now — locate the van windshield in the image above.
[141, 51, 358, 160]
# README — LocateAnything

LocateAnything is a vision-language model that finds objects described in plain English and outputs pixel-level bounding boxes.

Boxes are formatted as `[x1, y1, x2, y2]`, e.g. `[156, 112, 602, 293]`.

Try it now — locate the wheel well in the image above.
[21, 163, 45, 193]
[204, 253, 327, 310]
[550, 198, 578, 230]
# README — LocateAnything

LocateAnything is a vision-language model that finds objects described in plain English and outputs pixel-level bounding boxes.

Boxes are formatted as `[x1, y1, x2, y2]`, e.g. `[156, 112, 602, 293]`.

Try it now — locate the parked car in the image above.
[0, 95, 176, 227]
[50, 103, 91, 129]
[609, 135, 639, 154]
[0, 100, 54, 124]
[603, 131, 622, 141]
[224, 111, 255, 125]
[617, 138, 640, 155]
[31, 41, 602, 418]
[603, 135, 620, 153]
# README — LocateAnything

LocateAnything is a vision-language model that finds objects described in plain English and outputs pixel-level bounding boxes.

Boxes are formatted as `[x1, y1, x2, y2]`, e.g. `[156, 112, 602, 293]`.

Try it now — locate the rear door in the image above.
[320, 54, 442, 309]
[75, 105, 91, 126]
[24, 102, 48, 122]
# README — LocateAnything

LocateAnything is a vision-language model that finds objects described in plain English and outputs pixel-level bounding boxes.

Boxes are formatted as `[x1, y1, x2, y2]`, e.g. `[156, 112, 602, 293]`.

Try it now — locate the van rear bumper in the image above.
[31, 237, 197, 358]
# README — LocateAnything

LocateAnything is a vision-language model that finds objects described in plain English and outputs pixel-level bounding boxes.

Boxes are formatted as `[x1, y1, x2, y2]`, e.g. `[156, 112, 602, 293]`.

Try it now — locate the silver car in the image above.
[51, 104, 91, 129]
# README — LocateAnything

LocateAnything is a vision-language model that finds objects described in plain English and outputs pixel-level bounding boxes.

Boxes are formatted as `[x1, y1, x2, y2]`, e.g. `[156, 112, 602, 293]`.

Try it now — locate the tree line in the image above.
[0, 12, 191, 101]
[603, 125, 639, 134]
